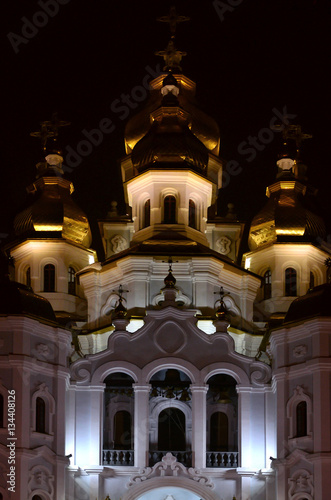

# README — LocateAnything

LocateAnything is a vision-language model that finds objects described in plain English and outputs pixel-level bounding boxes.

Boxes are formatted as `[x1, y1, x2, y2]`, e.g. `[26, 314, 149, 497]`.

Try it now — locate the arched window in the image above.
[114, 410, 132, 450]
[206, 373, 238, 463]
[36, 397, 46, 433]
[285, 267, 297, 297]
[263, 270, 272, 300]
[188, 199, 196, 229]
[68, 266, 76, 295]
[164, 195, 176, 224]
[158, 408, 186, 451]
[103, 372, 134, 465]
[144, 199, 151, 228]
[26, 267, 31, 288]
[210, 412, 228, 451]
[44, 264, 55, 292]
[0, 394, 3, 428]
[296, 401, 307, 437]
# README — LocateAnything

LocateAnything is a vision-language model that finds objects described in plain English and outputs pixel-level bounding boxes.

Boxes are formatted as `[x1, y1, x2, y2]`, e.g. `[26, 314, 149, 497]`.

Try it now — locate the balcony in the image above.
[206, 451, 238, 468]
[102, 449, 134, 466]
[102, 449, 238, 468]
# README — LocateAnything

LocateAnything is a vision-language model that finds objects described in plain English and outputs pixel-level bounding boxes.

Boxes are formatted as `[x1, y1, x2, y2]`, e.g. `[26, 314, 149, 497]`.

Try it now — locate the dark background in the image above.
[1, 0, 330, 251]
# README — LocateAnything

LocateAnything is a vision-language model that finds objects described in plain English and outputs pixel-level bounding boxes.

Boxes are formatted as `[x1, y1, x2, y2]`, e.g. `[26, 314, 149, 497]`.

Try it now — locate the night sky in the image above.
[1, 0, 330, 252]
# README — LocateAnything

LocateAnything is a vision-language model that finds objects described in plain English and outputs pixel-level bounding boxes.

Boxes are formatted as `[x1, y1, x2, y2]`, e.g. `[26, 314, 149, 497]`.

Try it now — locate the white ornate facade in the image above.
[0, 16, 331, 500]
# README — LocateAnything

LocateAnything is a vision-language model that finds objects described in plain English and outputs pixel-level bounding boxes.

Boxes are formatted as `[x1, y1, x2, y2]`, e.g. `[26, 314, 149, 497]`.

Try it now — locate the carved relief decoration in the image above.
[128, 452, 214, 489]
[288, 468, 313, 499]
[216, 236, 231, 255]
[293, 344, 307, 358]
[111, 234, 128, 254]
[28, 465, 54, 498]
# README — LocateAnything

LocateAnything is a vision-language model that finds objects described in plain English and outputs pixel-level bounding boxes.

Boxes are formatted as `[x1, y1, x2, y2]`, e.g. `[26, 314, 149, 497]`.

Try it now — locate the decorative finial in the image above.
[272, 123, 312, 158]
[30, 112, 70, 156]
[163, 257, 177, 288]
[159, 258, 179, 306]
[284, 124, 312, 150]
[110, 284, 128, 318]
[108, 200, 119, 218]
[157, 6, 190, 37]
[30, 121, 55, 154]
[214, 286, 230, 319]
[155, 40, 187, 72]
[155, 7, 190, 72]
[272, 124, 312, 178]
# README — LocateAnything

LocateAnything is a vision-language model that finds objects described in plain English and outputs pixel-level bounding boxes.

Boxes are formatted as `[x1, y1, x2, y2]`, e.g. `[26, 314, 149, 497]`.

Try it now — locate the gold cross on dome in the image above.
[157, 6, 190, 36]
[284, 124, 312, 148]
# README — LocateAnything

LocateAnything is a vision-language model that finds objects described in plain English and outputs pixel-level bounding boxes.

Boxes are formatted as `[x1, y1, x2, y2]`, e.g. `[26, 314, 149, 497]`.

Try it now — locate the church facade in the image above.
[0, 13, 331, 500]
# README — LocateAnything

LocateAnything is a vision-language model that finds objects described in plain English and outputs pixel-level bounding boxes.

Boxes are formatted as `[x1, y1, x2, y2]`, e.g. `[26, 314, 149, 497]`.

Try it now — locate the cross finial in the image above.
[157, 6, 190, 37]
[30, 122, 55, 153]
[155, 7, 190, 72]
[162, 257, 178, 289]
[30, 112, 70, 155]
[43, 112, 70, 139]
[112, 284, 129, 301]
[271, 123, 312, 148]
[214, 286, 230, 300]
[213, 287, 230, 324]
[112, 284, 129, 319]
[284, 124, 312, 148]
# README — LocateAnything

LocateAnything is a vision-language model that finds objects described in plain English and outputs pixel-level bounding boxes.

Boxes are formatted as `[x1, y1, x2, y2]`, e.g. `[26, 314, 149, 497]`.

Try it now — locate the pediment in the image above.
[71, 305, 271, 387]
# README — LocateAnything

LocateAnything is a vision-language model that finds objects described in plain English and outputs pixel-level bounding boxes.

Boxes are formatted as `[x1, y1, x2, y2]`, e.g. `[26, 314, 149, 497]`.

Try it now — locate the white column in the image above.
[133, 384, 151, 467]
[265, 387, 277, 470]
[237, 386, 251, 467]
[273, 373, 288, 500]
[191, 384, 208, 469]
[90, 385, 105, 465]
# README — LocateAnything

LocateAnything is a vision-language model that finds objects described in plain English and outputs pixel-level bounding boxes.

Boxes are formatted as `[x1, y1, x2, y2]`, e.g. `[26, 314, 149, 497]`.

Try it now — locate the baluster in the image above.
[211, 452, 216, 467]
[233, 452, 238, 467]
[206, 452, 212, 467]
[109, 451, 115, 466]
[221, 452, 225, 467]
[129, 450, 134, 466]
[225, 452, 231, 467]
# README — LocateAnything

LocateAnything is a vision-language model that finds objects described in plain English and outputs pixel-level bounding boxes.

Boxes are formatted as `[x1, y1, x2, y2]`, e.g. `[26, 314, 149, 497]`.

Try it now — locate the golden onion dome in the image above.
[248, 174, 326, 250]
[14, 158, 92, 247]
[124, 73, 220, 156]
[131, 112, 209, 172]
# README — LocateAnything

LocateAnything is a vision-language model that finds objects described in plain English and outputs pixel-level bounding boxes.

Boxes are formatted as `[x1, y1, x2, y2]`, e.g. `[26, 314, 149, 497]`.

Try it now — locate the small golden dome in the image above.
[14, 175, 92, 247]
[248, 176, 326, 250]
